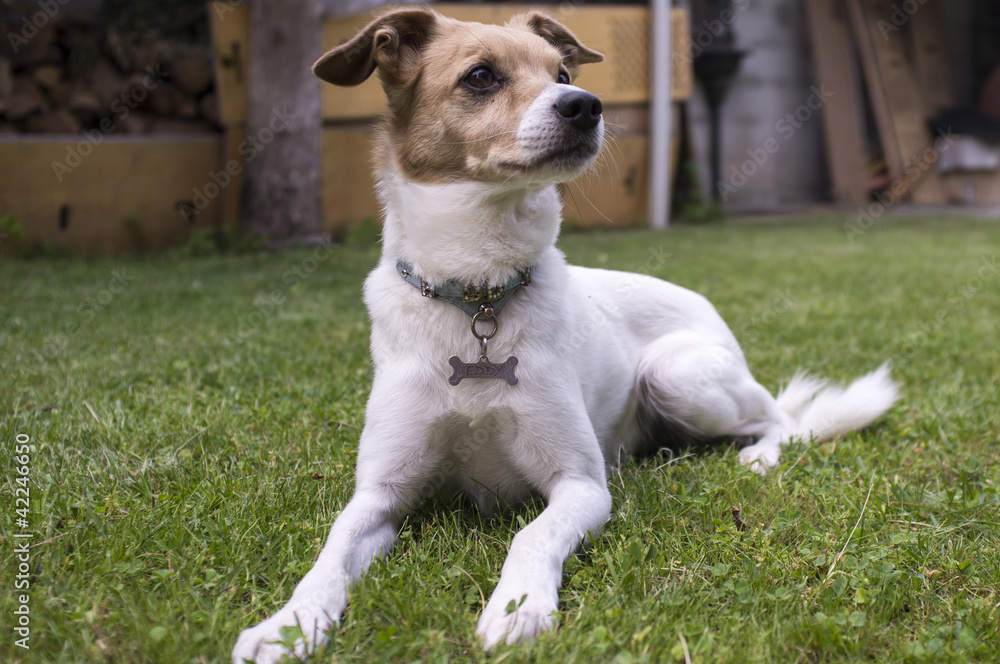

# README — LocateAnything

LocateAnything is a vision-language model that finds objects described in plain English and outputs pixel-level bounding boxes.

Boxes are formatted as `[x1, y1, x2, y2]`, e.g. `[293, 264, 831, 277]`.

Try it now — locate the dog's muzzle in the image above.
[512, 84, 604, 174]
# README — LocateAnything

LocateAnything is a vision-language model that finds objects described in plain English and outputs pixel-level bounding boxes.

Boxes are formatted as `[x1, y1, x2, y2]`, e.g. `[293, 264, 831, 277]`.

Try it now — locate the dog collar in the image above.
[395, 260, 532, 317]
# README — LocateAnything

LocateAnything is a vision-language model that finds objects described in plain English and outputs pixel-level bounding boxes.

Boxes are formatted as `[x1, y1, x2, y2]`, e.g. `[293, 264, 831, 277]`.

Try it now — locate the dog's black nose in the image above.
[555, 90, 603, 131]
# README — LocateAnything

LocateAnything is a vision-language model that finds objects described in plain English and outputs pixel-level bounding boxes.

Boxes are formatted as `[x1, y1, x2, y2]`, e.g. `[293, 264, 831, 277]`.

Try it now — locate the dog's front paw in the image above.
[232, 608, 333, 664]
[476, 590, 556, 649]
[738, 440, 780, 474]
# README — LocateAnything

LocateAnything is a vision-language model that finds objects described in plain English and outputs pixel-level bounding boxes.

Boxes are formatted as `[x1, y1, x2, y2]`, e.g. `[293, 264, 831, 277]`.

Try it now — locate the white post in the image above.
[648, 0, 673, 229]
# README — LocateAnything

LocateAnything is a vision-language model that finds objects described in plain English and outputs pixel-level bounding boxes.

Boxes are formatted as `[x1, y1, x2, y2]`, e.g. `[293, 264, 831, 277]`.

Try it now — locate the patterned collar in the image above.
[395, 260, 533, 317]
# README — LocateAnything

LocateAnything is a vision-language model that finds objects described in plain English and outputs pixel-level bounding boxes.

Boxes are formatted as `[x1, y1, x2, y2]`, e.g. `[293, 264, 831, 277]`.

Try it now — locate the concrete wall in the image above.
[688, 0, 827, 211]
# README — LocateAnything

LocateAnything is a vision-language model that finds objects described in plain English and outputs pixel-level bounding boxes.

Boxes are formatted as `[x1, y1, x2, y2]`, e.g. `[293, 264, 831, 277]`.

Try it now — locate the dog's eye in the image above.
[557, 69, 571, 85]
[464, 66, 497, 90]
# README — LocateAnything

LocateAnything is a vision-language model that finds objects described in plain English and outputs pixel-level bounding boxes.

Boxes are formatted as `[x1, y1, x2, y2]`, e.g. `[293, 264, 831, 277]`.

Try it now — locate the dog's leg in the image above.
[233, 384, 441, 664]
[635, 332, 897, 473]
[232, 490, 405, 664]
[636, 331, 795, 472]
[476, 475, 611, 648]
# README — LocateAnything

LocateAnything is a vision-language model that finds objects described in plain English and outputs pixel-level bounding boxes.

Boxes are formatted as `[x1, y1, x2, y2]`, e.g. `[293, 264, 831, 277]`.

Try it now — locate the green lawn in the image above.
[2, 215, 999, 663]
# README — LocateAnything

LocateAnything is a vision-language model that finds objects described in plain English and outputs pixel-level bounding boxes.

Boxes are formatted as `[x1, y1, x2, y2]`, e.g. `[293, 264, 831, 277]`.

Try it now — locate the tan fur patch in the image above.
[381, 17, 570, 183]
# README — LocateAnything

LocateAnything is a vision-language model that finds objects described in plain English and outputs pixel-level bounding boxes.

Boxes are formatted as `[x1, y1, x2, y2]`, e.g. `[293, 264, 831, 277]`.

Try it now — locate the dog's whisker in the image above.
[597, 136, 625, 184]
[441, 130, 520, 145]
[562, 181, 585, 223]
[569, 178, 617, 226]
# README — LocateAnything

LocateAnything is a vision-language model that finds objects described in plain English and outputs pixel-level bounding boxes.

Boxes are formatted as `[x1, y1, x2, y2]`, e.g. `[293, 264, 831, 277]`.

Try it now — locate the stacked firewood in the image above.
[0, 8, 219, 135]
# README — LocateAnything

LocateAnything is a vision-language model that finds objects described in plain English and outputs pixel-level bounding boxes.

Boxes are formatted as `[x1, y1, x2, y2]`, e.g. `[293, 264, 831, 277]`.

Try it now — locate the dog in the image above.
[232, 8, 899, 663]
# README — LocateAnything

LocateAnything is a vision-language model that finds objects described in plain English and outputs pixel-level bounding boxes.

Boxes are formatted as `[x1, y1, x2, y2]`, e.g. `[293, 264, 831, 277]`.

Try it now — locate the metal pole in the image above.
[648, 0, 673, 229]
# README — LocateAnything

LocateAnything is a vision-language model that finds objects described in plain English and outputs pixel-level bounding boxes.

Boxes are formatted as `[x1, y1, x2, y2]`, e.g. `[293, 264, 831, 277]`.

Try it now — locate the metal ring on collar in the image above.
[471, 309, 498, 340]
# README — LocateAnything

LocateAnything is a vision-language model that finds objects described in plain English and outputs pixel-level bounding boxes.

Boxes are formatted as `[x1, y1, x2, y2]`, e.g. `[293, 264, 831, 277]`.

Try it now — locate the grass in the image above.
[2, 214, 999, 663]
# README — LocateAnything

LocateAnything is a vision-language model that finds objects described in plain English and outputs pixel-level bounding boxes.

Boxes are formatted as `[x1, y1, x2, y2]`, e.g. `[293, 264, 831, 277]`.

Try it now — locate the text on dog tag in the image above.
[448, 355, 518, 386]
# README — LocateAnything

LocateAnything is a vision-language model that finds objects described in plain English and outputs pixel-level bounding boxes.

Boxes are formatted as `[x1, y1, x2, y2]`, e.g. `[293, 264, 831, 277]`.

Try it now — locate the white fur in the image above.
[233, 47, 899, 664]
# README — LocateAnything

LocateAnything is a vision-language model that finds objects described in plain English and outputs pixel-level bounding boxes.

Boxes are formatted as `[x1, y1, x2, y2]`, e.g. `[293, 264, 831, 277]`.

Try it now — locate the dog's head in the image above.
[314, 7, 605, 186]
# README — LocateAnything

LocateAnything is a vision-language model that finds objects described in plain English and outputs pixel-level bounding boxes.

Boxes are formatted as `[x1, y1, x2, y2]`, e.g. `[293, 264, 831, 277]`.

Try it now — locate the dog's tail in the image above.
[776, 363, 899, 443]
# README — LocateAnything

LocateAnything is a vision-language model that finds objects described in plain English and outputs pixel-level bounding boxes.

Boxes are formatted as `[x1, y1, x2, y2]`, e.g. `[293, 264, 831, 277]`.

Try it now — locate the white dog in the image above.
[233, 8, 898, 662]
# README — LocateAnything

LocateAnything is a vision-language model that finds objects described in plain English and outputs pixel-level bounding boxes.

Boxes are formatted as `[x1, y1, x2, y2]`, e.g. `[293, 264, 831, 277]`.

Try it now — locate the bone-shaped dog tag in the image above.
[448, 355, 518, 386]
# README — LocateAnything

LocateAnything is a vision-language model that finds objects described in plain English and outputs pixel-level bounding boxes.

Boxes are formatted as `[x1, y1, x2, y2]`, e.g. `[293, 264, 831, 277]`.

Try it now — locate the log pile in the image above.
[0, 6, 219, 135]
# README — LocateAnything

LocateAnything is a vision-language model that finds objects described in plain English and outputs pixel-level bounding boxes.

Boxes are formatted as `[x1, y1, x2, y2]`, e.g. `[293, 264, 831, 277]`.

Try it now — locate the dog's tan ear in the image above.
[515, 12, 604, 70]
[313, 7, 439, 86]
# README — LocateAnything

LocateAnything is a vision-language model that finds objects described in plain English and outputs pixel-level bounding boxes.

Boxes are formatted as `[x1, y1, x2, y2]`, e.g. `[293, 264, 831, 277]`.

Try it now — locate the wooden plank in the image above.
[910, 0, 954, 117]
[209, 0, 251, 127]
[803, 0, 868, 204]
[562, 135, 650, 229]
[845, 0, 902, 182]
[0, 137, 223, 255]
[215, 5, 685, 122]
[321, 126, 380, 237]
[671, 8, 693, 101]
[846, 0, 945, 204]
[321, 5, 672, 120]
[318, 122, 657, 232]
[206, 5, 682, 230]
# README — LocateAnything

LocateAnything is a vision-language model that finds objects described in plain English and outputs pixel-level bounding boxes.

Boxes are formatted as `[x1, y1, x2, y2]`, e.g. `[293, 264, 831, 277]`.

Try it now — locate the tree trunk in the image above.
[240, 0, 324, 246]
